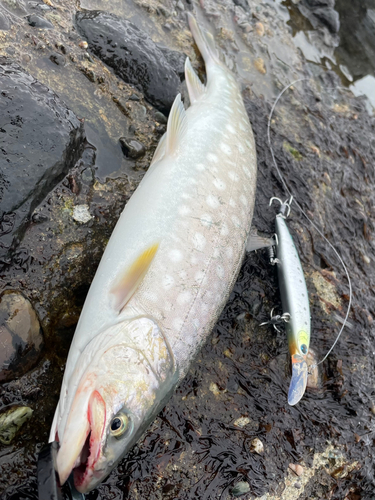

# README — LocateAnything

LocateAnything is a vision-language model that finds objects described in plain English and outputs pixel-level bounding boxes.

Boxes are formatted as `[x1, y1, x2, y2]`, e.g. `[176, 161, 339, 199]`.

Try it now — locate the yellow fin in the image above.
[110, 243, 159, 312]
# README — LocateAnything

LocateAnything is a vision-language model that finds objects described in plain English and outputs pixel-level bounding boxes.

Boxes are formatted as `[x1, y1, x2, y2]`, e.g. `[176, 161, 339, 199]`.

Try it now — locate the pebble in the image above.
[255, 22, 265, 36]
[0, 292, 43, 382]
[155, 111, 168, 124]
[250, 437, 264, 454]
[78, 40, 88, 49]
[0, 406, 33, 445]
[119, 137, 146, 159]
[231, 481, 250, 497]
[233, 416, 250, 428]
[209, 382, 220, 396]
[254, 57, 267, 74]
[26, 14, 53, 29]
[289, 463, 304, 476]
[49, 52, 65, 66]
[72, 204, 92, 223]
[176, 0, 185, 11]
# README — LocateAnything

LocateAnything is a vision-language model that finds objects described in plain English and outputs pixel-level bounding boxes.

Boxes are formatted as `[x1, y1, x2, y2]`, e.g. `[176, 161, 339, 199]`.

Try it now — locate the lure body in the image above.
[275, 213, 310, 405]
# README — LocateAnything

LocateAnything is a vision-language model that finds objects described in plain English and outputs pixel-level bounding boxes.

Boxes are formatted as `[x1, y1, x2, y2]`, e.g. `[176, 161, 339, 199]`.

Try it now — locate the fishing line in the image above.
[267, 78, 353, 369]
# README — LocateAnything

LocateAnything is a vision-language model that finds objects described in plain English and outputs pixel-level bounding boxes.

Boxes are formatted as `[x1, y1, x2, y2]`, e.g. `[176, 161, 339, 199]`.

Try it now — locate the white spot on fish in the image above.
[196, 163, 205, 171]
[220, 222, 229, 236]
[226, 124, 236, 134]
[179, 205, 191, 216]
[190, 254, 198, 265]
[240, 194, 247, 206]
[220, 143, 232, 155]
[206, 194, 220, 208]
[216, 264, 225, 279]
[231, 215, 241, 227]
[239, 123, 247, 131]
[207, 153, 219, 163]
[177, 291, 192, 305]
[192, 232, 206, 251]
[224, 105, 233, 113]
[238, 144, 245, 154]
[195, 270, 205, 282]
[200, 214, 213, 227]
[228, 171, 239, 182]
[245, 140, 253, 149]
[229, 199, 236, 208]
[226, 246, 233, 258]
[169, 249, 183, 262]
[173, 317, 184, 330]
[178, 270, 187, 280]
[213, 247, 220, 258]
[213, 178, 226, 191]
[181, 192, 192, 199]
[162, 274, 175, 290]
[143, 291, 158, 303]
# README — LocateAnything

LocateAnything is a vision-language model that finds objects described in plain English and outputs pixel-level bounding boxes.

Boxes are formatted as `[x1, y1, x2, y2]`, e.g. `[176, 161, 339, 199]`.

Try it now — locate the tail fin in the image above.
[187, 13, 220, 65]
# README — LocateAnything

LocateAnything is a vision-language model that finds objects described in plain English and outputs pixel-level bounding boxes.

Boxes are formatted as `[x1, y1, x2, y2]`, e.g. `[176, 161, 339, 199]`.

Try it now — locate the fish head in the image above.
[287, 329, 309, 406]
[56, 317, 176, 493]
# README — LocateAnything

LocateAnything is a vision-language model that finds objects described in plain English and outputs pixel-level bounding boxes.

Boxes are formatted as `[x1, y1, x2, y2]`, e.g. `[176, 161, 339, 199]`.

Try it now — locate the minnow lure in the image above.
[249, 196, 310, 405]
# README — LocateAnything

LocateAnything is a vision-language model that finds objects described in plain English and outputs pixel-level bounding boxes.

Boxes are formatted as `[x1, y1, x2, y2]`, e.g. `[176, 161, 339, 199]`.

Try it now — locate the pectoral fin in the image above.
[110, 243, 159, 313]
[246, 227, 274, 252]
[288, 354, 308, 406]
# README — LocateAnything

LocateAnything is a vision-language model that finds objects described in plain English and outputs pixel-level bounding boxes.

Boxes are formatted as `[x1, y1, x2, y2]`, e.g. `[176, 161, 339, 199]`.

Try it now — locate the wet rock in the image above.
[75, 10, 180, 113]
[157, 45, 187, 79]
[26, 13, 53, 29]
[72, 204, 92, 224]
[119, 137, 146, 159]
[0, 58, 85, 267]
[49, 52, 65, 65]
[299, 0, 340, 34]
[289, 463, 304, 476]
[0, 406, 33, 445]
[312, 7, 340, 33]
[0, 292, 43, 382]
[0, 11, 10, 30]
[254, 57, 266, 74]
[155, 111, 168, 124]
[233, 0, 249, 11]
[233, 416, 250, 428]
[231, 481, 250, 497]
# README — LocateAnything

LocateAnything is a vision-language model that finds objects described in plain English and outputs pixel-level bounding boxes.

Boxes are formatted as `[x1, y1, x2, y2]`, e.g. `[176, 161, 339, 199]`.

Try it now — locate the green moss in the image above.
[283, 141, 303, 161]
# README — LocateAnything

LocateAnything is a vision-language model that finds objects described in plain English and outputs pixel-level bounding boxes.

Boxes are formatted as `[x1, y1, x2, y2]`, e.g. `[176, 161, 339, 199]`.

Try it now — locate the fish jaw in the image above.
[288, 353, 308, 406]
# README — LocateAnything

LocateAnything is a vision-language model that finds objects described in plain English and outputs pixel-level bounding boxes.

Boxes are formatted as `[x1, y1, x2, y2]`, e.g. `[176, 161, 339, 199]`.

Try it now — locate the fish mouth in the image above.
[56, 390, 106, 493]
[288, 354, 308, 406]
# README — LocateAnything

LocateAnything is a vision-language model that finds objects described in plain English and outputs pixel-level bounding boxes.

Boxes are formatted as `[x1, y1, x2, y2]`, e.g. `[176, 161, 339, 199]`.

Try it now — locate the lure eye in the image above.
[300, 344, 307, 354]
[110, 414, 129, 437]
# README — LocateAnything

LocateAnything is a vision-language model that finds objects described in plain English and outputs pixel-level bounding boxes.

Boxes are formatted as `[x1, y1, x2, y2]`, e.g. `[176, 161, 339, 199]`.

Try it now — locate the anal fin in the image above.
[185, 57, 205, 104]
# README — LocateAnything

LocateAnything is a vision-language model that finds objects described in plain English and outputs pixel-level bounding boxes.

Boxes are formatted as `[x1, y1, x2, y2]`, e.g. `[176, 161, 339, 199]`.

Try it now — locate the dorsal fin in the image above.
[185, 57, 205, 104]
[166, 94, 187, 156]
[110, 243, 159, 313]
[150, 132, 166, 166]
[187, 13, 220, 65]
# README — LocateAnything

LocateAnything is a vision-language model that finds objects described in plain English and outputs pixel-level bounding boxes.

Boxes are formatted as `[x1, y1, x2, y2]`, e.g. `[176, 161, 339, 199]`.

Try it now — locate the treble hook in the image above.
[260, 307, 291, 333]
[269, 195, 293, 219]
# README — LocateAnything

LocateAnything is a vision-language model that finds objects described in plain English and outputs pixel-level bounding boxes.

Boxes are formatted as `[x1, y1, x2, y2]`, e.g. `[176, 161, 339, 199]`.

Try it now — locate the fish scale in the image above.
[50, 14, 257, 493]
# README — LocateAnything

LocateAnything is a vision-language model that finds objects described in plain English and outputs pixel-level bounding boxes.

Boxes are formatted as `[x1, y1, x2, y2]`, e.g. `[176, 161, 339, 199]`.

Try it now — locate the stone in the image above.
[0, 292, 43, 382]
[155, 111, 168, 124]
[26, 14, 53, 29]
[250, 437, 264, 454]
[231, 481, 250, 497]
[0, 58, 85, 268]
[75, 11, 180, 113]
[119, 137, 146, 159]
[0, 406, 33, 445]
[157, 45, 186, 79]
[49, 52, 65, 65]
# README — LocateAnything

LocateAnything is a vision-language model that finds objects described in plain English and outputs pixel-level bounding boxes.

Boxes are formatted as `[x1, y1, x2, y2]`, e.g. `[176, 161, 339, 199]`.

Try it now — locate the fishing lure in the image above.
[249, 196, 310, 405]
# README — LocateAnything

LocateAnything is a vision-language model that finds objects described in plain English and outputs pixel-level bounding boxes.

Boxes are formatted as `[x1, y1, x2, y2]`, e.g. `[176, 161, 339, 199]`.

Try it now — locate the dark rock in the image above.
[231, 481, 250, 497]
[129, 93, 140, 101]
[49, 52, 65, 65]
[157, 45, 186, 79]
[0, 292, 43, 382]
[233, 0, 249, 10]
[0, 58, 85, 267]
[312, 7, 340, 33]
[119, 137, 146, 158]
[75, 10, 180, 113]
[305, 0, 335, 7]
[26, 14, 53, 29]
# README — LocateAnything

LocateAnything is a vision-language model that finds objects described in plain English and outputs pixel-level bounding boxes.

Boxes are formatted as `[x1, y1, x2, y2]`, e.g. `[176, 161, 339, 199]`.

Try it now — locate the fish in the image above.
[49, 13, 257, 493]
[250, 198, 311, 405]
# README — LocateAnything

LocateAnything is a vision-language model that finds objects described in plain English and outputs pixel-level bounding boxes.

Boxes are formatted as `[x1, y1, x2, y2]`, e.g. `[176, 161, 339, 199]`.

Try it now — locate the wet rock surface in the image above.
[0, 292, 43, 382]
[0, 59, 85, 268]
[0, 0, 374, 498]
[75, 10, 181, 113]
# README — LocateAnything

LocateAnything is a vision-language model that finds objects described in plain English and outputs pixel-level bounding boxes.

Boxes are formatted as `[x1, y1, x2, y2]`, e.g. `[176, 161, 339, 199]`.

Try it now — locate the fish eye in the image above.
[300, 344, 307, 354]
[110, 414, 129, 437]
